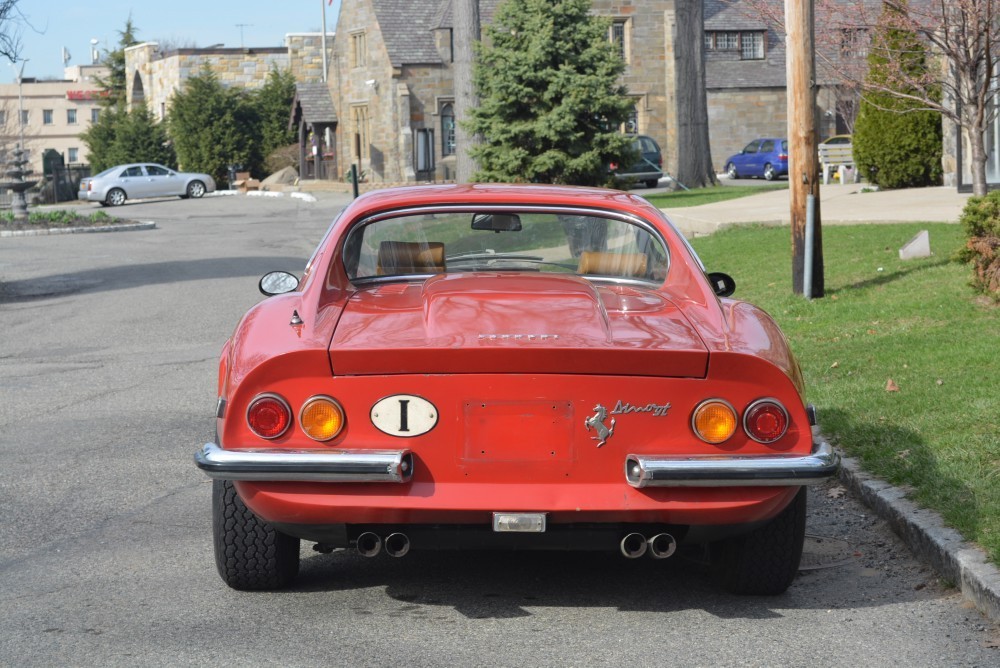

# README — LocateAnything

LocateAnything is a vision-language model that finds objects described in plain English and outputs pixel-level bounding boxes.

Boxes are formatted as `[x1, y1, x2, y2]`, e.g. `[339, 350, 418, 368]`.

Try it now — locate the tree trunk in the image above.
[968, 123, 989, 197]
[671, 0, 717, 189]
[453, 0, 481, 183]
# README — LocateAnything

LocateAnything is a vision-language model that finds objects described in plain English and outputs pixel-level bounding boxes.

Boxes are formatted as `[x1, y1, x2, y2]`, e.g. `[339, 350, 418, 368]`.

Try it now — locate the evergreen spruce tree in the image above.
[254, 68, 298, 160]
[109, 106, 176, 168]
[81, 18, 139, 171]
[853, 2, 942, 189]
[167, 67, 261, 184]
[466, 0, 634, 185]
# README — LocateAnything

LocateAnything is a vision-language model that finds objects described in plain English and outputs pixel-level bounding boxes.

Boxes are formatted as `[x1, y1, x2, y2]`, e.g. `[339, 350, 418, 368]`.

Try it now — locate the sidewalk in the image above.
[665, 183, 972, 238]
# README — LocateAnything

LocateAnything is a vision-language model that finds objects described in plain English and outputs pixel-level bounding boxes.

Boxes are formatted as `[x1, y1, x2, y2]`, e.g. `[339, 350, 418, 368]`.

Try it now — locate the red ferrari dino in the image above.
[195, 183, 838, 594]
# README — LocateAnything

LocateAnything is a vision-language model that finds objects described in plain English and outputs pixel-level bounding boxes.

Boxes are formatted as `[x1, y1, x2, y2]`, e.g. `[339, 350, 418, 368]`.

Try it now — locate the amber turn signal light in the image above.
[300, 396, 345, 442]
[692, 399, 737, 444]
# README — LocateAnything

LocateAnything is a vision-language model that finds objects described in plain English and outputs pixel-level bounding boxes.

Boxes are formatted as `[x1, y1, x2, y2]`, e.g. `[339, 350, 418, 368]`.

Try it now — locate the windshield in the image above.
[342, 209, 668, 283]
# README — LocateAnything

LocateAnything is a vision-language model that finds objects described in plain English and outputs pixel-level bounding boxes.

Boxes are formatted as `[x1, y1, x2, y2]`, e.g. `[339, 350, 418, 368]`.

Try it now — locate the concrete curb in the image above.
[838, 453, 1000, 623]
[0, 221, 156, 238]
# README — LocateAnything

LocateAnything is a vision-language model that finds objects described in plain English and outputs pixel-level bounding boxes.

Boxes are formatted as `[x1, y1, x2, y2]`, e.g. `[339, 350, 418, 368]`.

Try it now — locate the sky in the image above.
[8, 0, 343, 82]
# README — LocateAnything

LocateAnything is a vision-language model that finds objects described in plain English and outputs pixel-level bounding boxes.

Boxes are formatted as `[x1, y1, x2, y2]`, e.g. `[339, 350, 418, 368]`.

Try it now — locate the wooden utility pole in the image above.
[453, 0, 481, 183]
[785, 0, 824, 297]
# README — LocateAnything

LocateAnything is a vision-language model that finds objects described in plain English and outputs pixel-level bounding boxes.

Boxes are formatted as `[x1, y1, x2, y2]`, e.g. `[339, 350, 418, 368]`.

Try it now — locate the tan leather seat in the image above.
[376, 241, 446, 275]
[577, 251, 648, 277]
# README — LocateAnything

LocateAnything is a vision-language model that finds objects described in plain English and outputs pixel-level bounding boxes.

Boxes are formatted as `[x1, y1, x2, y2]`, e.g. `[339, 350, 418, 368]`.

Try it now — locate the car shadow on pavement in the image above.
[277, 473, 954, 621]
[0, 256, 305, 303]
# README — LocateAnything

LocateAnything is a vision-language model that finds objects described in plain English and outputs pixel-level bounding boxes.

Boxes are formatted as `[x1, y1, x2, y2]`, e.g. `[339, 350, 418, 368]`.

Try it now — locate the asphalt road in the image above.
[1, 192, 997, 667]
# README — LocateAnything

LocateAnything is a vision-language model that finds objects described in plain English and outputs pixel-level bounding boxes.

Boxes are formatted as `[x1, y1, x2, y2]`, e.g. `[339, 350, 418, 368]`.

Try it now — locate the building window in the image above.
[68, 148, 79, 163]
[91, 108, 100, 123]
[67, 109, 77, 124]
[351, 105, 370, 161]
[609, 19, 629, 63]
[351, 31, 367, 68]
[20, 110, 29, 125]
[43, 109, 53, 125]
[740, 32, 764, 60]
[441, 103, 456, 156]
[840, 28, 869, 58]
[705, 31, 765, 60]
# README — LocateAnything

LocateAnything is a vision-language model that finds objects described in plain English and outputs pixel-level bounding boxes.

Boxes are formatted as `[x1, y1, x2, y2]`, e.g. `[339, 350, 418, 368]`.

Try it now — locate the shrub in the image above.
[853, 2, 942, 189]
[264, 143, 299, 176]
[957, 191, 1000, 298]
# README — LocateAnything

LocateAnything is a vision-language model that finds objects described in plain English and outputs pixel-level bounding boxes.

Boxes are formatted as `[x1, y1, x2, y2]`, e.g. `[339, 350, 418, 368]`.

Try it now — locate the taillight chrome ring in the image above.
[246, 393, 292, 440]
[743, 398, 790, 444]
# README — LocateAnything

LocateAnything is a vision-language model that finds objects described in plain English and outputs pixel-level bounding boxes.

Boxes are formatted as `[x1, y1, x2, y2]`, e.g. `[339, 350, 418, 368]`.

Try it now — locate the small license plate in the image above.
[493, 512, 547, 533]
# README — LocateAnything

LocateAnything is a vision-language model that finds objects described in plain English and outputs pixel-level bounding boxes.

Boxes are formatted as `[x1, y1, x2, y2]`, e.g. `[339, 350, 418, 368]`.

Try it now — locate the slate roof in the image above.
[291, 82, 337, 125]
[704, 0, 848, 90]
[374, 0, 445, 67]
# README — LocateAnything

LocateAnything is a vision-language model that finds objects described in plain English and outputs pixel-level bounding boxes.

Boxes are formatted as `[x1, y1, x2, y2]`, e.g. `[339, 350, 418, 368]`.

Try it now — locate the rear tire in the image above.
[213, 479, 300, 590]
[763, 163, 776, 181]
[713, 487, 806, 595]
[644, 179, 659, 189]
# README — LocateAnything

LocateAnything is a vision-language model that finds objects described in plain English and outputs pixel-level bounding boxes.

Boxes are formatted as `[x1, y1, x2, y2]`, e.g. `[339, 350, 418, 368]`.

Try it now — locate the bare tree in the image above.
[735, 0, 1000, 196]
[858, 0, 1000, 196]
[453, 0, 480, 182]
[0, 0, 25, 63]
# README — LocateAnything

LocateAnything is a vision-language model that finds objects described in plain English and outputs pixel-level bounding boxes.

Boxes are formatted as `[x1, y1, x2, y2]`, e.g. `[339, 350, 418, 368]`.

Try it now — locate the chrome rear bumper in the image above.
[625, 440, 838, 488]
[194, 443, 413, 483]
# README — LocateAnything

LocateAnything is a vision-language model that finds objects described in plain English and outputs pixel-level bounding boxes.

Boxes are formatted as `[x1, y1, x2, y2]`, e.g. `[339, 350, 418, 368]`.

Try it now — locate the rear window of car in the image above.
[342, 209, 668, 284]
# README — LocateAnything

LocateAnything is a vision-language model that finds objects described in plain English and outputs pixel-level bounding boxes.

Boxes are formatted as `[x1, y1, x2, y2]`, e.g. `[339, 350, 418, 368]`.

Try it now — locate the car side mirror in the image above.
[707, 271, 736, 297]
[259, 271, 299, 296]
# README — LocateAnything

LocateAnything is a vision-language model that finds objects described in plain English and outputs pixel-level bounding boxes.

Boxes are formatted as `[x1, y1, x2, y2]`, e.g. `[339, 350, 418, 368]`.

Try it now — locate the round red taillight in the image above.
[743, 399, 789, 444]
[247, 394, 291, 439]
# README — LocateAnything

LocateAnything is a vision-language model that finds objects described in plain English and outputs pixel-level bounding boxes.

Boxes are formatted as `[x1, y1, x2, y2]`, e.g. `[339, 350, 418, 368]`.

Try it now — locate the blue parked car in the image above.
[724, 138, 789, 181]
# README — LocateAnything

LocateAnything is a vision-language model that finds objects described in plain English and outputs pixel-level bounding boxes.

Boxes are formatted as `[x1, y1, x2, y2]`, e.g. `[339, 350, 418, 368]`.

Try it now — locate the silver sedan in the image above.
[78, 163, 216, 206]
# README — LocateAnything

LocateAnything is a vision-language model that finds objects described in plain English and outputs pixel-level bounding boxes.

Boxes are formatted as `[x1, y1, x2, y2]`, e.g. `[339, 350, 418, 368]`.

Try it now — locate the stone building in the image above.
[123, 34, 331, 121]
[0, 65, 109, 174]
[325, 0, 857, 187]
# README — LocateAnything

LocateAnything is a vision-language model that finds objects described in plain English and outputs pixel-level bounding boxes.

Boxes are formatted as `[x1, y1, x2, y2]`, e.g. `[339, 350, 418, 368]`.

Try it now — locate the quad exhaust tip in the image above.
[356, 532, 410, 558]
[620, 532, 677, 559]
[356, 532, 382, 558]
[620, 532, 648, 559]
[385, 533, 411, 558]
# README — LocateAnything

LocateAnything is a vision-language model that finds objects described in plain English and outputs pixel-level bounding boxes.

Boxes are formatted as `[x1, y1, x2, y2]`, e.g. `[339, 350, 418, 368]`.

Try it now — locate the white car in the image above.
[78, 163, 216, 206]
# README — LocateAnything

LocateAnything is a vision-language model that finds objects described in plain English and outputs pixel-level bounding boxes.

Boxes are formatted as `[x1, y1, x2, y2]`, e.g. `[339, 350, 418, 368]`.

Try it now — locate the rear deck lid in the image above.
[330, 274, 708, 377]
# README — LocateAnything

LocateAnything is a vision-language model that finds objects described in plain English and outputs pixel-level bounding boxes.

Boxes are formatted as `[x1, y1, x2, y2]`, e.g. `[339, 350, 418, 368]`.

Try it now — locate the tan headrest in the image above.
[577, 251, 648, 277]
[376, 241, 446, 275]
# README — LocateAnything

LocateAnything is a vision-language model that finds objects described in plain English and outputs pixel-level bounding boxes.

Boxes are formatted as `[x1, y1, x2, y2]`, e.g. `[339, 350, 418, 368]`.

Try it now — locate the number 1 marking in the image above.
[398, 399, 410, 432]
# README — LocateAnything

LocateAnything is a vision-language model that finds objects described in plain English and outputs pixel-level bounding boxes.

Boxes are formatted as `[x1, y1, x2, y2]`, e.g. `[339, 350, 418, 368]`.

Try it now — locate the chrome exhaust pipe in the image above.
[384, 533, 410, 558]
[620, 532, 648, 559]
[648, 533, 677, 559]
[356, 532, 382, 557]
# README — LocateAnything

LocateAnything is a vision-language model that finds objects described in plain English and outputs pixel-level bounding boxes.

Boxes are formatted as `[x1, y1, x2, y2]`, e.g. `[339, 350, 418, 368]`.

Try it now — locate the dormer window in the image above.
[705, 31, 766, 60]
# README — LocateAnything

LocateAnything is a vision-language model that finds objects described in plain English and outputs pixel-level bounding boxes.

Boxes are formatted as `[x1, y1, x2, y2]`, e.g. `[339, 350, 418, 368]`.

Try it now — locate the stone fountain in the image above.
[1, 146, 38, 222]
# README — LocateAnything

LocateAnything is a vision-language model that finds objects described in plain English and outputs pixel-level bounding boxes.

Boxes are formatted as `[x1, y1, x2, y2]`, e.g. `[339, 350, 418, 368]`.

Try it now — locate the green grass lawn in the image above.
[643, 184, 787, 208]
[690, 222, 1000, 563]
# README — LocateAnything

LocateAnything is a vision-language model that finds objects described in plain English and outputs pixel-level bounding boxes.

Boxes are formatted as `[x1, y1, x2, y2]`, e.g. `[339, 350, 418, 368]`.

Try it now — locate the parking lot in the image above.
[1, 192, 996, 666]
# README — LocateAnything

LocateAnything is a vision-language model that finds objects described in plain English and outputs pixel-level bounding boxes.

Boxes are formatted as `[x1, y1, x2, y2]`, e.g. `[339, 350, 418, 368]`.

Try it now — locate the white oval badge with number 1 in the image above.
[370, 395, 438, 437]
